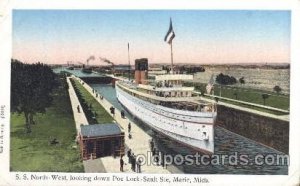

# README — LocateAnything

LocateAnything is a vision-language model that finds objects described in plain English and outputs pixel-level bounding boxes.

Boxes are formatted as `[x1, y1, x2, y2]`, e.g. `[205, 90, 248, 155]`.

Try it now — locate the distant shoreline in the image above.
[49, 63, 290, 70]
[152, 63, 290, 70]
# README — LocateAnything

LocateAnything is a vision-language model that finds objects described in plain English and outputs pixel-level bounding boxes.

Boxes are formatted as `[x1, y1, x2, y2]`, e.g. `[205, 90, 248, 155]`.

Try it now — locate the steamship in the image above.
[116, 58, 217, 154]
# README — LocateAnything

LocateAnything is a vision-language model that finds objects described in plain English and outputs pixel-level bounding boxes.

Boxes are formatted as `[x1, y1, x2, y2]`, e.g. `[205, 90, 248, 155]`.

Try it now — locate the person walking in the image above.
[137, 158, 142, 173]
[77, 105, 80, 113]
[130, 153, 134, 171]
[121, 110, 125, 118]
[152, 147, 156, 156]
[120, 156, 124, 172]
[131, 154, 136, 172]
[129, 153, 133, 166]
[161, 152, 165, 168]
[127, 149, 132, 163]
[150, 139, 154, 152]
[128, 122, 131, 133]
[110, 106, 115, 117]
[155, 151, 159, 165]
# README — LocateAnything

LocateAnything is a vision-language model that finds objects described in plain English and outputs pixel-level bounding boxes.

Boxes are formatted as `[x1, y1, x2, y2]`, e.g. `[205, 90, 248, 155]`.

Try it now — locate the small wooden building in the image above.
[79, 123, 125, 160]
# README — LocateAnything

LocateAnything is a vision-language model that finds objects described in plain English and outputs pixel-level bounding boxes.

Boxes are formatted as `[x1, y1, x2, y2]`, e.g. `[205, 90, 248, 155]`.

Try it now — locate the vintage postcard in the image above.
[0, 0, 299, 185]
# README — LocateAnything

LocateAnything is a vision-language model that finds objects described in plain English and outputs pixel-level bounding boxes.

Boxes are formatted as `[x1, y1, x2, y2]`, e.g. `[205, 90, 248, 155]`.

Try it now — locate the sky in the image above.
[12, 10, 291, 65]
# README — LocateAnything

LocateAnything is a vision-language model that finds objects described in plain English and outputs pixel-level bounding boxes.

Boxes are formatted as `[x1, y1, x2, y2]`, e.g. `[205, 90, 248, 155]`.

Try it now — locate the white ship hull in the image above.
[116, 83, 216, 154]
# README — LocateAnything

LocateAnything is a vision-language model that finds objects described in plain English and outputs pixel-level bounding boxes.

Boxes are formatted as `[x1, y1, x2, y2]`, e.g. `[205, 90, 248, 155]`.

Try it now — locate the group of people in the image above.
[120, 140, 168, 172]
[109, 107, 126, 119]
[126, 149, 142, 173]
[110, 106, 115, 116]
[150, 139, 167, 168]
[91, 88, 103, 100]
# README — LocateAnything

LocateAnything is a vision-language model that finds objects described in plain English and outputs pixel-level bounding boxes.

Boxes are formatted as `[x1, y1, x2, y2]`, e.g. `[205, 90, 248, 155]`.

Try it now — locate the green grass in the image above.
[185, 82, 290, 111]
[10, 79, 84, 172]
[71, 78, 114, 124]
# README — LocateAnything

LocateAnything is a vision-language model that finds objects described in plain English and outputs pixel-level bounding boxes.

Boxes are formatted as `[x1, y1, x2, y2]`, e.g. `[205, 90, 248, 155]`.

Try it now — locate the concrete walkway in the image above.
[198, 95, 289, 122]
[72, 76, 174, 174]
[200, 92, 289, 114]
[83, 158, 106, 173]
[66, 77, 89, 132]
[67, 77, 95, 173]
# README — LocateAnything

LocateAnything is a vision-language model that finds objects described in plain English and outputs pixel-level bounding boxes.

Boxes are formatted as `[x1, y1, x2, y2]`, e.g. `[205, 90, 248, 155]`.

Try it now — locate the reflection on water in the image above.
[91, 83, 288, 175]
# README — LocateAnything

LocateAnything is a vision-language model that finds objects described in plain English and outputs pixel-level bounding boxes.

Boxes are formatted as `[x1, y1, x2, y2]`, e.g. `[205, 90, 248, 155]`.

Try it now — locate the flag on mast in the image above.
[164, 18, 175, 44]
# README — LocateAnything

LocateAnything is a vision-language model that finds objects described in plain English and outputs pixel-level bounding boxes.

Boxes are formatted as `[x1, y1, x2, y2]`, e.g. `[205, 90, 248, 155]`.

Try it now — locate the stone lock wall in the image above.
[217, 105, 289, 154]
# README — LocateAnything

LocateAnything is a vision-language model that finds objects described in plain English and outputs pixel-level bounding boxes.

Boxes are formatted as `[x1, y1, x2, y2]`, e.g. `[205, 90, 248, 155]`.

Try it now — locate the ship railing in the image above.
[118, 81, 216, 115]
[118, 86, 217, 124]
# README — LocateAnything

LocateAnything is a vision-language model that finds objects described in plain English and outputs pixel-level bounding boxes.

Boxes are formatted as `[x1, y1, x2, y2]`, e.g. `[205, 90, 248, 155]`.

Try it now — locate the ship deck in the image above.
[117, 80, 214, 105]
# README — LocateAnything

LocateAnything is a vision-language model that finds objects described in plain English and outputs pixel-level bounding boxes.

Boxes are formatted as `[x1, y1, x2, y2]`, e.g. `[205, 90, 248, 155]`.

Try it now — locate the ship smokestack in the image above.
[134, 58, 148, 84]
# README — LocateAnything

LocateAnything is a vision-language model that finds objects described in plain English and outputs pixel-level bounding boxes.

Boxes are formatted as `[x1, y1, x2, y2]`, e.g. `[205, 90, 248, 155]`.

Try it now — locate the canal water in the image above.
[90, 83, 288, 175]
[53, 67, 105, 77]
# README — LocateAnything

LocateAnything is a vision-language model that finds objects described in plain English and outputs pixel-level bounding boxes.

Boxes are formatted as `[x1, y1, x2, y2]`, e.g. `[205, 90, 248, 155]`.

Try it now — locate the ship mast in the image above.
[128, 42, 131, 81]
[164, 18, 176, 74]
[170, 41, 174, 74]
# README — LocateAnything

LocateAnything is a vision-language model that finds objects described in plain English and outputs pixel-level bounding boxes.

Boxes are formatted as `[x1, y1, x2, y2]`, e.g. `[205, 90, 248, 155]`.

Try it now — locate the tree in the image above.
[273, 85, 282, 94]
[239, 77, 245, 84]
[178, 66, 205, 74]
[216, 73, 237, 85]
[261, 93, 270, 106]
[11, 59, 58, 133]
